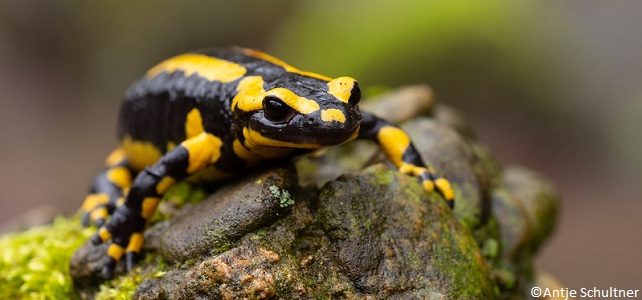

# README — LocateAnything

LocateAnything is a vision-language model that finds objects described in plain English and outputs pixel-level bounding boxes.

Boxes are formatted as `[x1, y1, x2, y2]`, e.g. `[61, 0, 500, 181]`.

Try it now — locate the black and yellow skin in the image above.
[81, 47, 455, 278]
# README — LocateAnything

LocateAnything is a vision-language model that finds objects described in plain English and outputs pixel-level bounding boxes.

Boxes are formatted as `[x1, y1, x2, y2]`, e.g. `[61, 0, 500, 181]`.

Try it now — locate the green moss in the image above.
[430, 222, 494, 298]
[492, 259, 518, 291]
[0, 214, 169, 299]
[163, 182, 207, 205]
[251, 228, 268, 241]
[401, 178, 424, 204]
[482, 238, 499, 258]
[212, 242, 233, 255]
[180, 257, 198, 269]
[368, 165, 394, 186]
[152, 182, 208, 223]
[0, 215, 94, 300]
[450, 184, 479, 230]
[92, 248, 166, 299]
[95, 272, 141, 300]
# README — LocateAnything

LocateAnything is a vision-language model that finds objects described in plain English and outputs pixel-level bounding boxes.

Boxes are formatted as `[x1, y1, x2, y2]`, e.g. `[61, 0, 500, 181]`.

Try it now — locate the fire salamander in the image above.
[81, 47, 455, 278]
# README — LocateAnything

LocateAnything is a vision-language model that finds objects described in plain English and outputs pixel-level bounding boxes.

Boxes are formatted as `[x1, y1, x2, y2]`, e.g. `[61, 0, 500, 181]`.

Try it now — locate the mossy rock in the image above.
[1, 85, 561, 299]
[317, 165, 494, 298]
[125, 165, 494, 299]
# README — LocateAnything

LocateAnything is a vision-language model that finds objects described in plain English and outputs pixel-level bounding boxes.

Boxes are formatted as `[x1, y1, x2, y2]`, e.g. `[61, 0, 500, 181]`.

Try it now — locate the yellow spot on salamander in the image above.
[377, 126, 410, 167]
[141, 197, 160, 220]
[328, 77, 357, 103]
[321, 109, 346, 123]
[181, 132, 223, 174]
[310, 148, 328, 158]
[146, 54, 247, 83]
[233, 139, 262, 167]
[167, 141, 176, 151]
[98, 227, 112, 242]
[126, 233, 145, 253]
[242, 128, 358, 158]
[188, 165, 233, 182]
[423, 180, 435, 192]
[107, 244, 125, 260]
[90, 207, 108, 222]
[81, 193, 109, 212]
[107, 166, 132, 189]
[121, 136, 163, 171]
[268, 88, 320, 115]
[185, 108, 205, 139]
[232, 76, 266, 113]
[105, 148, 127, 167]
[240, 48, 331, 81]
[435, 178, 455, 201]
[232, 77, 322, 115]
[243, 127, 322, 150]
[156, 176, 176, 195]
[399, 163, 426, 177]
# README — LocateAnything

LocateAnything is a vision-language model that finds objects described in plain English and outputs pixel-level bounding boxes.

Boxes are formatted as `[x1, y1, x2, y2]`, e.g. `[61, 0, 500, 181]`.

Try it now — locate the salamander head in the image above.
[234, 74, 363, 149]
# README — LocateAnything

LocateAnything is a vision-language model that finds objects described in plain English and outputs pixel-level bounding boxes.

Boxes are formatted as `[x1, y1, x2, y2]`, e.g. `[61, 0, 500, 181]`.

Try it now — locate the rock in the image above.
[489, 167, 559, 296]
[534, 271, 568, 300]
[132, 165, 494, 299]
[69, 166, 296, 293]
[432, 104, 476, 139]
[69, 241, 118, 290]
[501, 167, 558, 254]
[402, 117, 489, 231]
[295, 139, 379, 189]
[299, 116, 499, 233]
[317, 165, 494, 298]
[153, 167, 297, 263]
[492, 166, 558, 260]
[161, 247, 279, 299]
[66, 86, 561, 299]
[359, 84, 436, 123]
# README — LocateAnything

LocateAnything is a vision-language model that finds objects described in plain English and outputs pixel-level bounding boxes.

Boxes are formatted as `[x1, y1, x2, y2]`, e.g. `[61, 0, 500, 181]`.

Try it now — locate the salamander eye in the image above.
[263, 96, 295, 123]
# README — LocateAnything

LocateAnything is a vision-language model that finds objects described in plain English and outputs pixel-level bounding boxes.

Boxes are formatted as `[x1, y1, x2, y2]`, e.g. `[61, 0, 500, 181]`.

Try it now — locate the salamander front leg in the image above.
[90, 132, 222, 277]
[358, 112, 455, 208]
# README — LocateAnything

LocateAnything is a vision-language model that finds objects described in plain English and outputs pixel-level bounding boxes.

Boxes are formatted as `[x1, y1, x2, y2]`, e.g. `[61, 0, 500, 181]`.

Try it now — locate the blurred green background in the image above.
[1, 0, 640, 290]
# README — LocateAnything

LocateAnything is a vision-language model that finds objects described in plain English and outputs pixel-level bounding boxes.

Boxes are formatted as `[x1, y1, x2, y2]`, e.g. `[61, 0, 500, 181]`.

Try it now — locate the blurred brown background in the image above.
[1, 0, 640, 291]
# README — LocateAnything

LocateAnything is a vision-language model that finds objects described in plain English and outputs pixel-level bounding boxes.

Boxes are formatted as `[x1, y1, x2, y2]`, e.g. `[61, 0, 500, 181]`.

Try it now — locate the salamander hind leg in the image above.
[81, 148, 133, 227]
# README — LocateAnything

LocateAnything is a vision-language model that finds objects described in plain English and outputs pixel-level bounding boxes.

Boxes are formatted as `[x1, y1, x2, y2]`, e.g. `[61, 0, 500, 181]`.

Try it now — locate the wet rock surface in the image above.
[129, 166, 494, 299]
[403, 118, 489, 231]
[317, 166, 494, 298]
[157, 167, 297, 263]
[70, 85, 560, 299]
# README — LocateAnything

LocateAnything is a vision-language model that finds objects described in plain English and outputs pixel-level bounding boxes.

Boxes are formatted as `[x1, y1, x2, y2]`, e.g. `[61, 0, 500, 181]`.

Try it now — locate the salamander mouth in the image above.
[286, 125, 360, 146]
[247, 117, 360, 148]
[247, 108, 362, 148]
[259, 124, 360, 148]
